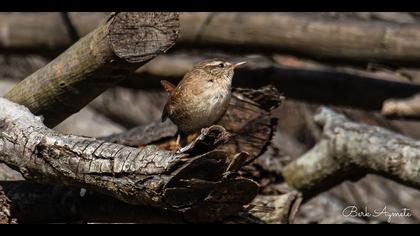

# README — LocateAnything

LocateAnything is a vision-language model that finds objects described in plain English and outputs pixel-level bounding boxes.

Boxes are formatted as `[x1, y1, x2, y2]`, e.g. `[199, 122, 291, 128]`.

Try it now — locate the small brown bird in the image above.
[161, 58, 246, 150]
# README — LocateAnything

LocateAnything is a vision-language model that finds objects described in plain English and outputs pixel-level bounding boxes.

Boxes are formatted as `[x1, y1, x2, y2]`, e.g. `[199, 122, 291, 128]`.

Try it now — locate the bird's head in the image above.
[193, 58, 246, 82]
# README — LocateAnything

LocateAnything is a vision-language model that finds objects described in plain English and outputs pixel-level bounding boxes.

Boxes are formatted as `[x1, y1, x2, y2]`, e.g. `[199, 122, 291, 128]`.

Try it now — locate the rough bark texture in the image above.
[4, 12, 179, 127]
[283, 107, 420, 197]
[0, 85, 281, 222]
[0, 97, 262, 222]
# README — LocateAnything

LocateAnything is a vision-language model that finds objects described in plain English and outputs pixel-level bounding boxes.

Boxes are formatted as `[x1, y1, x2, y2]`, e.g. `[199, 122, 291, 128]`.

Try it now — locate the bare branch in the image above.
[283, 107, 420, 198]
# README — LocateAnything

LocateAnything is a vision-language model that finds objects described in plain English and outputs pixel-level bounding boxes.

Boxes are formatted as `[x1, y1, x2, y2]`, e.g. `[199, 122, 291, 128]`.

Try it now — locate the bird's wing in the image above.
[160, 80, 176, 93]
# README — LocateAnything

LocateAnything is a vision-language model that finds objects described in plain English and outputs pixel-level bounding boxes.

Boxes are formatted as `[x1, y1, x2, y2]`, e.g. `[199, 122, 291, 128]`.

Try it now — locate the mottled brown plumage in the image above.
[161, 58, 246, 135]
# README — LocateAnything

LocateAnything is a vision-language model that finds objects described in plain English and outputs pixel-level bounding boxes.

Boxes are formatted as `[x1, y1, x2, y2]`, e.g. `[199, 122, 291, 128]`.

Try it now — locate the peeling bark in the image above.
[283, 107, 420, 198]
[0, 97, 262, 222]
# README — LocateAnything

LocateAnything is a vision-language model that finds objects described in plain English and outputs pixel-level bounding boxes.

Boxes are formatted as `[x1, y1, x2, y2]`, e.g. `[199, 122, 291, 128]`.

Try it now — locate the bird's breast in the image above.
[172, 88, 231, 134]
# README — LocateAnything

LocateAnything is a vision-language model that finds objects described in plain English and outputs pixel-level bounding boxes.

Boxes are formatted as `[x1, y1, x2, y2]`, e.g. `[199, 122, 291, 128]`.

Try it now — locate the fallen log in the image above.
[0, 97, 258, 222]
[0, 85, 281, 222]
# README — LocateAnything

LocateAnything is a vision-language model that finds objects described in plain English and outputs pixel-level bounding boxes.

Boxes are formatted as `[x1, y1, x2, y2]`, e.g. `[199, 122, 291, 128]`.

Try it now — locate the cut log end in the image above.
[109, 12, 180, 63]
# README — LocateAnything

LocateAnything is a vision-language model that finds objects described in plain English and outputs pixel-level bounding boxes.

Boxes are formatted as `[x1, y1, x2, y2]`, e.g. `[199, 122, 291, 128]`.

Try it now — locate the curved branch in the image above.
[283, 107, 420, 198]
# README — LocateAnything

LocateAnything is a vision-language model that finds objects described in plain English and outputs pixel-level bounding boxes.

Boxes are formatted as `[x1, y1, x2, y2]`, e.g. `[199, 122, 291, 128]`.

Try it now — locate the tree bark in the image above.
[283, 107, 420, 198]
[0, 84, 281, 222]
[0, 85, 281, 223]
[0, 97, 263, 222]
[4, 12, 179, 127]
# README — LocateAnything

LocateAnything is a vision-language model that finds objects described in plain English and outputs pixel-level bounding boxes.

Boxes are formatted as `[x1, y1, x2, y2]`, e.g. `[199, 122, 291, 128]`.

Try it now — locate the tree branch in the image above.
[0, 84, 281, 222]
[3, 12, 179, 127]
[0, 97, 262, 222]
[283, 107, 420, 198]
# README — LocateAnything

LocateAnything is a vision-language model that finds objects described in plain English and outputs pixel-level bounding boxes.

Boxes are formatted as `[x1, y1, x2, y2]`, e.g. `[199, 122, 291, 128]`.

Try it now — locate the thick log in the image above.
[0, 97, 263, 222]
[283, 107, 420, 198]
[4, 12, 179, 127]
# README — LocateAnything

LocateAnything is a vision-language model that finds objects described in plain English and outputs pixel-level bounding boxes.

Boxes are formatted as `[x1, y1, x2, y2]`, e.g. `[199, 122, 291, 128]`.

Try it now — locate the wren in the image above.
[161, 58, 246, 149]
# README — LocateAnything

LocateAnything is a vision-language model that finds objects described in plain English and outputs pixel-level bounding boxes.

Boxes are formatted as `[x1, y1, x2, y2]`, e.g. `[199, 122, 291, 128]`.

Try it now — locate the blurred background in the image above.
[1, 12, 420, 223]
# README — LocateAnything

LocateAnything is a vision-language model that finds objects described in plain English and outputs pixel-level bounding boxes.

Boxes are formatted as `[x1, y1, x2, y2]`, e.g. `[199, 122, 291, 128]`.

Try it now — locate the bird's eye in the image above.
[218, 63, 224, 68]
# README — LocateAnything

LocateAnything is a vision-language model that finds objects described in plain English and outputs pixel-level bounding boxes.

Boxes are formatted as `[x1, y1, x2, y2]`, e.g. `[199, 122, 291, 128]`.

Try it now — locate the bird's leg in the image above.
[175, 133, 182, 152]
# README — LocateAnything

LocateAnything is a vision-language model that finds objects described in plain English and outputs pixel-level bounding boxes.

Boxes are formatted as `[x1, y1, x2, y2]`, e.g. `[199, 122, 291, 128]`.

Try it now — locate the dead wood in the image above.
[4, 12, 179, 127]
[0, 85, 281, 222]
[283, 107, 420, 198]
[0, 97, 256, 222]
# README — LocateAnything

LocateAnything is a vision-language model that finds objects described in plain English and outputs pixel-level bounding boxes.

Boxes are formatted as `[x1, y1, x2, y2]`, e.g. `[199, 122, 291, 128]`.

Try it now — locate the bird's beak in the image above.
[233, 61, 247, 68]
